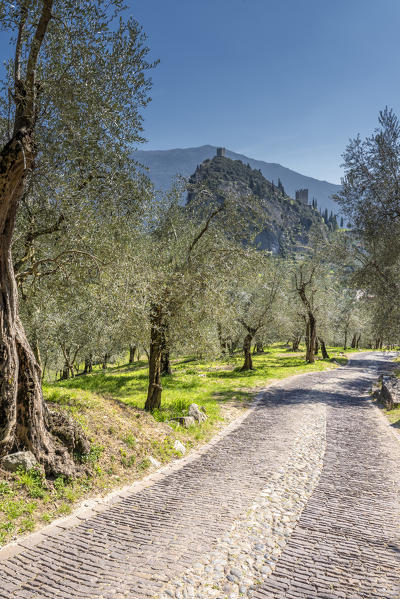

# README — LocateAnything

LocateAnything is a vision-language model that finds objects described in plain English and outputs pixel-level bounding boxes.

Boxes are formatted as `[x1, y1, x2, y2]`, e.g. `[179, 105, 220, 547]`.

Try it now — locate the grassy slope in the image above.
[0, 344, 352, 546]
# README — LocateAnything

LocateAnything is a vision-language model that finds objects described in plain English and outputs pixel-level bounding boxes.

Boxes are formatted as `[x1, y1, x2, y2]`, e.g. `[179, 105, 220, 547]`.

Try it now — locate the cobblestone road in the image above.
[0, 352, 399, 599]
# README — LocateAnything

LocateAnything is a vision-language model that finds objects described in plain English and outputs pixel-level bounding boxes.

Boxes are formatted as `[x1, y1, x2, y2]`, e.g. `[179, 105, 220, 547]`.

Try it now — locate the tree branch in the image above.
[187, 205, 224, 263]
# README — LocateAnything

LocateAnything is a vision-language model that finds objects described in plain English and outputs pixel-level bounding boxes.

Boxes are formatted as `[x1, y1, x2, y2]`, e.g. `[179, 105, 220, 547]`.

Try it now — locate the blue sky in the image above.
[0, 1, 398, 184]
[127, 0, 400, 184]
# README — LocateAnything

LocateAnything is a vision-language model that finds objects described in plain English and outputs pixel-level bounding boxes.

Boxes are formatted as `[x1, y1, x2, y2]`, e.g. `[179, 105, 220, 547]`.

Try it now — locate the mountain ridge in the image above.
[133, 145, 341, 214]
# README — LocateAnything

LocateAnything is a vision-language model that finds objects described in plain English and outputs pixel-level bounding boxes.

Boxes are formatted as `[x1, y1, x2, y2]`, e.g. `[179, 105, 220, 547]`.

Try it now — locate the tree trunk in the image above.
[344, 330, 348, 350]
[0, 0, 74, 476]
[255, 341, 264, 354]
[145, 305, 163, 411]
[102, 353, 109, 370]
[129, 345, 136, 364]
[83, 354, 93, 374]
[292, 335, 301, 351]
[356, 334, 361, 348]
[32, 332, 42, 379]
[351, 333, 357, 349]
[241, 332, 255, 371]
[229, 339, 238, 357]
[318, 336, 330, 359]
[60, 366, 69, 380]
[42, 357, 48, 382]
[217, 323, 228, 355]
[305, 315, 316, 363]
[314, 337, 319, 355]
[160, 350, 172, 376]
[160, 322, 172, 376]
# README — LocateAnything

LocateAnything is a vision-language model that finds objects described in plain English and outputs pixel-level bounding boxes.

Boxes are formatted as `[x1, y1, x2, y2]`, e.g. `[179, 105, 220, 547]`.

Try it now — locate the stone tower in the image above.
[216, 147, 226, 157]
[295, 189, 309, 205]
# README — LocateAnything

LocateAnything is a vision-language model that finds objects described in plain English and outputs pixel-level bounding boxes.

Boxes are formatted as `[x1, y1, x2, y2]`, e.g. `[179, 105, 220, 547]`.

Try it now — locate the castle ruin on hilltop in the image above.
[295, 188, 309, 204]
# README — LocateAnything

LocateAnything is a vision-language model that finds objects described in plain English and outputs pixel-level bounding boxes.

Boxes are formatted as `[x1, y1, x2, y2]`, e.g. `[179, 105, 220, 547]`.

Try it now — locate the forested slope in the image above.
[187, 155, 324, 254]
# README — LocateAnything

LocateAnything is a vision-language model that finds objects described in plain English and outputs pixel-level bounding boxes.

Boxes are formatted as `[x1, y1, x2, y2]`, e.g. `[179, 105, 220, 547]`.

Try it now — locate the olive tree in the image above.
[0, 0, 155, 475]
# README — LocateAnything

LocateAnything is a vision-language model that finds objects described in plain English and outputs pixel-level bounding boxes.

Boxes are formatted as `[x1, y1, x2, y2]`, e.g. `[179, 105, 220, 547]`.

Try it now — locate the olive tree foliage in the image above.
[21, 220, 152, 379]
[0, 0, 156, 475]
[226, 252, 285, 370]
[291, 234, 342, 363]
[335, 108, 400, 345]
[140, 182, 263, 411]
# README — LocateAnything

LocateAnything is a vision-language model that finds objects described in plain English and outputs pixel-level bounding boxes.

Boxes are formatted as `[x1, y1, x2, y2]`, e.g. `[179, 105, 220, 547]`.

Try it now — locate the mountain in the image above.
[186, 154, 325, 255]
[132, 145, 341, 214]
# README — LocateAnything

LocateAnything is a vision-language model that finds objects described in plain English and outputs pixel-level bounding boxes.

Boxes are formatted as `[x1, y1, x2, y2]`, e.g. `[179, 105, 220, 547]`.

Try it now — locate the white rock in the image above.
[174, 440, 186, 455]
[188, 403, 207, 423]
[1, 451, 37, 472]
[148, 456, 161, 468]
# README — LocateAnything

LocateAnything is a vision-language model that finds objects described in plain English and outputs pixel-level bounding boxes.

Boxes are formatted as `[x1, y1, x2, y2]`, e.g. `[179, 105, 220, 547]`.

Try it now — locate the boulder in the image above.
[148, 456, 161, 468]
[173, 440, 186, 455]
[380, 376, 400, 410]
[178, 416, 196, 428]
[188, 403, 207, 423]
[1, 451, 37, 473]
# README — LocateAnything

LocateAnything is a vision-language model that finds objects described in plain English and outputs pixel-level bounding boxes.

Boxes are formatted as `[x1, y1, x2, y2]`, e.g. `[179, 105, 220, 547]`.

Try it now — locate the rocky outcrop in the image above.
[187, 155, 325, 255]
[373, 375, 400, 410]
[1, 451, 37, 472]
[170, 404, 208, 428]
[188, 403, 207, 423]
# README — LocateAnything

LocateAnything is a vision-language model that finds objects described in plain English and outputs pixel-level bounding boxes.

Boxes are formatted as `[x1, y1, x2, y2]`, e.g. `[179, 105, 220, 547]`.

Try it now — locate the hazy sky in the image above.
[128, 0, 400, 184]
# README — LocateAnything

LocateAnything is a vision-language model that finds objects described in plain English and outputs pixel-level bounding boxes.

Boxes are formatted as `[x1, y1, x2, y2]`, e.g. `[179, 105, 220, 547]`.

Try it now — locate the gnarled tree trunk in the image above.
[295, 267, 317, 364]
[255, 340, 264, 354]
[102, 352, 109, 370]
[0, 1, 81, 475]
[292, 335, 301, 351]
[0, 139, 75, 475]
[305, 314, 316, 363]
[241, 330, 256, 371]
[129, 345, 136, 364]
[83, 354, 93, 374]
[318, 336, 330, 359]
[160, 349, 172, 376]
[160, 322, 172, 376]
[145, 305, 163, 411]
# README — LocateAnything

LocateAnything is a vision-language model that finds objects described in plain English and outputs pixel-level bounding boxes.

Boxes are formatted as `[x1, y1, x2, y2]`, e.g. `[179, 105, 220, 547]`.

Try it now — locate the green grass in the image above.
[385, 405, 400, 429]
[45, 344, 348, 429]
[0, 343, 353, 547]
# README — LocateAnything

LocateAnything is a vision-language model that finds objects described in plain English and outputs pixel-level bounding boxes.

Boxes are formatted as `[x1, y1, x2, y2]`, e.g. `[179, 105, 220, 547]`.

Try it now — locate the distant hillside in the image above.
[132, 145, 341, 214]
[187, 154, 325, 255]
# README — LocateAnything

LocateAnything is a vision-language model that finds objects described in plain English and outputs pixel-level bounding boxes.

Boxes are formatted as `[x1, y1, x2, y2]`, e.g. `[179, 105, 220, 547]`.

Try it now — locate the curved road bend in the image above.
[0, 352, 398, 599]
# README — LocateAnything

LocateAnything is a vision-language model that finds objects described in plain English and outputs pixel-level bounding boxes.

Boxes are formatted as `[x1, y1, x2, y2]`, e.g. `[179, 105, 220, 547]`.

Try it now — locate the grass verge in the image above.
[0, 344, 348, 546]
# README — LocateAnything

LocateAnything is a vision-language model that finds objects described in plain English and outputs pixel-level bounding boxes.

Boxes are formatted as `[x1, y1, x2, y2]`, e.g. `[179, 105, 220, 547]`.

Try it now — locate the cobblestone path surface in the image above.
[0, 352, 399, 599]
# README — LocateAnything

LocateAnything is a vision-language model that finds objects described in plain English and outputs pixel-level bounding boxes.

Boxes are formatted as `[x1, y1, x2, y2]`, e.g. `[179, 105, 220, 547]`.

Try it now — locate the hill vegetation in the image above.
[187, 155, 324, 254]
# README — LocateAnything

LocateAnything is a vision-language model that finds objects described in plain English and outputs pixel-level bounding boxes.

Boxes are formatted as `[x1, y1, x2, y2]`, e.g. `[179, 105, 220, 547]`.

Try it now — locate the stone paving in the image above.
[0, 352, 399, 598]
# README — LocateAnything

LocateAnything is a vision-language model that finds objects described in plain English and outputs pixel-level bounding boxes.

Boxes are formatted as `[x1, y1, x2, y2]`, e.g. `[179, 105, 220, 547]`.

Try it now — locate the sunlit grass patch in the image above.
[0, 343, 352, 546]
